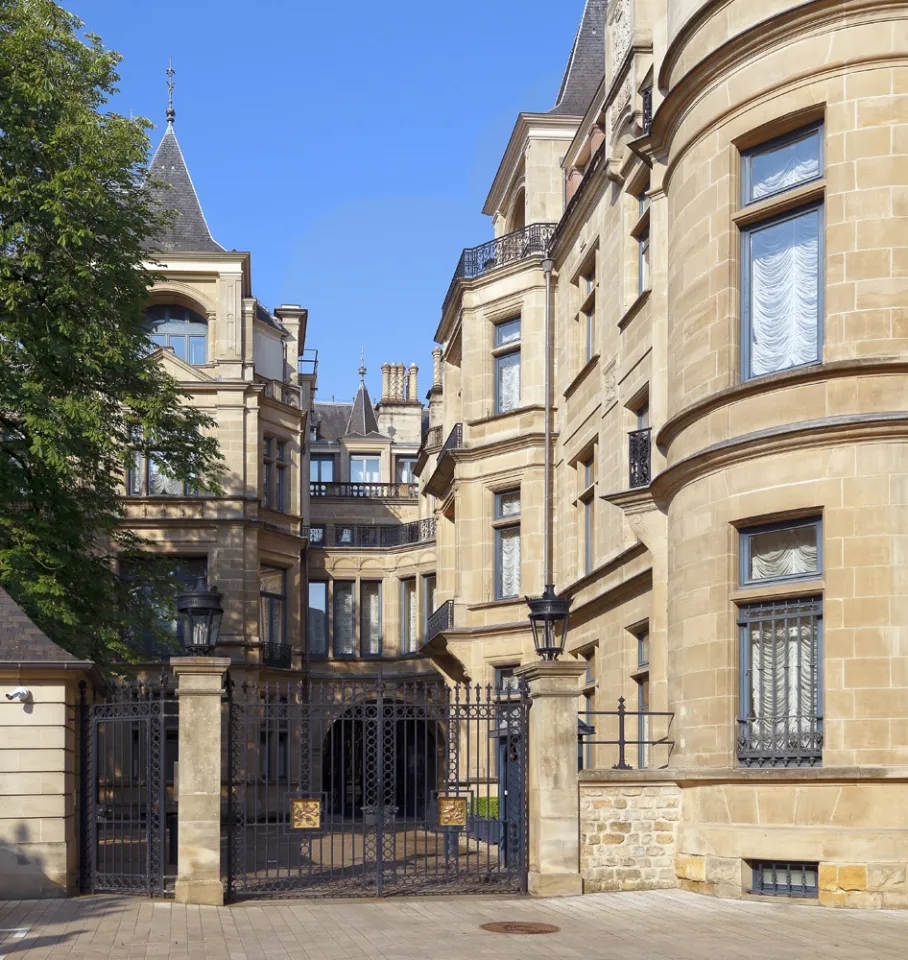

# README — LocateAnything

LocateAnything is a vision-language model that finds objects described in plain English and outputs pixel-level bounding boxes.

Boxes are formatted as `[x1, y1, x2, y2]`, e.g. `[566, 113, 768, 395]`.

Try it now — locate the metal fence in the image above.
[580, 697, 674, 770]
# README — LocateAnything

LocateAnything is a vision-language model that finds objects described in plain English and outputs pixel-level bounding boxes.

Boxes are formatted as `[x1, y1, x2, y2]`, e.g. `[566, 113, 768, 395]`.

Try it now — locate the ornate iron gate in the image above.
[225, 674, 528, 899]
[79, 676, 178, 897]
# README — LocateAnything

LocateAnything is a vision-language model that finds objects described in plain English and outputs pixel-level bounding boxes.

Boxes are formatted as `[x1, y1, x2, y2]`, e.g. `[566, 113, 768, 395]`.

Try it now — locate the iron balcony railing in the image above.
[580, 698, 674, 770]
[426, 599, 454, 644]
[436, 423, 463, 465]
[628, 428, 652, 488]
[425, 425, 443, 449]
[298, 348, 319, 379]
[309, 519, 436, 549]
[642, 86, 653, 134]
[442, 223, 557, 316]
[737, 716, 823, 768]
[261, 642, 292, 669]
[309, 481, 419, 500]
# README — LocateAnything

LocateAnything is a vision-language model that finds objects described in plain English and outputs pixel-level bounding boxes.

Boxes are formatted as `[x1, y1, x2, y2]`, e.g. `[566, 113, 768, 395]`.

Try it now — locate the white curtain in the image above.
[334, 584, 355, 656]
[402, 581, 417, 652]
[127, 452, 143, 495]
[750, 526, 818, 581]
[148, 455, 182, 496]
[497, 352, 520, 412]
[499, 527, 521, 597]
[751, 136, 820, 200]
[749, 616, 817, 741]
[749, 210, 819, 377]
[361, 583, 381, 656]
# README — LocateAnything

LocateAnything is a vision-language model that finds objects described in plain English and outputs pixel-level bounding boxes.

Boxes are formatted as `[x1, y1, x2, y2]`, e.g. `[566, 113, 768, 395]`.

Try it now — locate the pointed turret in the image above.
[344, 357, 381, 437]
[549, 0, 607, 116]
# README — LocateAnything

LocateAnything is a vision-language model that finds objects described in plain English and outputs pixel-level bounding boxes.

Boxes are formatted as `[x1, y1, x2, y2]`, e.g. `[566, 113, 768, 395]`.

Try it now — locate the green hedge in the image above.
[471, 797, 500, 819]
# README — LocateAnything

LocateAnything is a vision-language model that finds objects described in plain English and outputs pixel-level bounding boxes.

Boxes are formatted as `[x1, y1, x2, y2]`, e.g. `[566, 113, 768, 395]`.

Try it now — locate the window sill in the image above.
[467, 404, 544, 428]
[563, 354, 600, 399]
[618, 289, 651, 330]
[732, 180, 825, 229]
[730, 579, 824, 604]
[469, 597, 525, 612]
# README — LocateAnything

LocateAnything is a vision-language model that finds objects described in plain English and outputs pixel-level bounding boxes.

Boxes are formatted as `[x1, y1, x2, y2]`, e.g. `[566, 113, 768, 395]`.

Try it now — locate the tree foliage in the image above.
[0, 0, 223, 662]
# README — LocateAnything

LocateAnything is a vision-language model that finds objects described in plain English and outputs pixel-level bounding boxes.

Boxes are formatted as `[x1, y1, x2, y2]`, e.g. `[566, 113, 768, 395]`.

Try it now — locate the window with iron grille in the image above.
[738, 595, 823, 767]
[751, 861, 818, 897]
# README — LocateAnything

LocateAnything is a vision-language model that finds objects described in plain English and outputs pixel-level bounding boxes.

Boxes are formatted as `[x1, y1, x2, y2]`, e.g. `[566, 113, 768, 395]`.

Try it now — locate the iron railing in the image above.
[580, 698, 674, 770]
[425, 425, 443, 449]
[310, 481, 419, 499]
[642, 86, 653, 134]
[629, 428, 652, 488]
[310, 519, 436, 549]
[426, 599, 454, 644]
[550, 143, 606, 253]
[298, 348, 318, 379]
[261, 642, 292, 669]
[442, 223, 556, 315]
[436, 423, 463, 465]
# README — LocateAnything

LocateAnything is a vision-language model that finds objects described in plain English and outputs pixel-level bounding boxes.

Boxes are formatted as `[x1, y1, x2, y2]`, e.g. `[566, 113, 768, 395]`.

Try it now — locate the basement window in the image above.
[751, 860, 818, 897]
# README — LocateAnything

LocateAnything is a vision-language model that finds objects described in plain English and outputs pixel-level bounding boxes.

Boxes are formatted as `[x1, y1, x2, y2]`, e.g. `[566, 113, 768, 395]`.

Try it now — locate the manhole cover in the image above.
[480, 922, 560, 935]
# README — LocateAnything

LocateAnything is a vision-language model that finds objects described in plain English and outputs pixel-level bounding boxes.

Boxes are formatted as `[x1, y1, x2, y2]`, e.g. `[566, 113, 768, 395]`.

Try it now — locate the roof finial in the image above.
[166, 57, 176, 125]
[358, 348, 367, 383]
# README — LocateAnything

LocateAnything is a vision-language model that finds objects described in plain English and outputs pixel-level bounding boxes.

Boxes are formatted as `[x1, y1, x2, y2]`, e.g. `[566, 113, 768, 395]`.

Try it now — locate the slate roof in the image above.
[0, 587, 79, 663]
[345, 381, 382, 437]
[146, 124, 224, 253]
[550, 0, 607, 116]
[255, 301, 288, 335]
[312, 402, 353, 442]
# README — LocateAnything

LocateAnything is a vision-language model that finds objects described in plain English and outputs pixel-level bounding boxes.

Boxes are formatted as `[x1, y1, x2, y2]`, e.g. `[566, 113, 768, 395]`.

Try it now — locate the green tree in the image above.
[0, 0, 223, 662]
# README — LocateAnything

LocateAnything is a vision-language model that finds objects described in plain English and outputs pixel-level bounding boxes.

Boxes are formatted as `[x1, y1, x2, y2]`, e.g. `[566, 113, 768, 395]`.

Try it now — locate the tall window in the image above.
[633, 183, 651, 298]
[350, 456, 380, 483]
[579, 456, 595, 575]
[262, 438, 288, 511]
[360, 581, 382, 658]
[128, 451, 197, 497]
[310, 455, 334, 495]
[259, 567, 286, 647]
[633, 626, 650, 769]
[494, 490, 521, 599]
[493, 318, 521, 414]
[422, 574, 436, 642]
[580, 263, 596, 364]
[495, 666, 521, 695]
[737, 518, 823, 767]
[333, 581, 356, 658]
[308, 582, 328, 658]
[396, 458, 418, 484]
[401, 578, 417, 653]
[145, 304, 208, 365]
[741, 124, 824, 380]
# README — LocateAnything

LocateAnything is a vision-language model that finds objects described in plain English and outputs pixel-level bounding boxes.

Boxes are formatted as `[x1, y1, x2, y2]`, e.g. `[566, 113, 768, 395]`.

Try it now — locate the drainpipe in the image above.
[542, 256, 554, 590]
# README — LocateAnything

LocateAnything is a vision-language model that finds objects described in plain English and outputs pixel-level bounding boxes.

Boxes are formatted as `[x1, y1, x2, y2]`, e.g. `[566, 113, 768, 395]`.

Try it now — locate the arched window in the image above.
[146, 304, 208, 365]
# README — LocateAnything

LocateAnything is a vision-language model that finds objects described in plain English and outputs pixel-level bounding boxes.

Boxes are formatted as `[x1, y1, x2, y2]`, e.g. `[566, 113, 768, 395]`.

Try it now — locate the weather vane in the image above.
[359, 348, 367, 382]
[166, 57, 176, 124]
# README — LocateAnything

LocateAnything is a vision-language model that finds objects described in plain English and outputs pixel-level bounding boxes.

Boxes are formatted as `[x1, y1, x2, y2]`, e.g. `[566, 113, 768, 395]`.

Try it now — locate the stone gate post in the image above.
[171, 657, 230, 905]
[516, 660, 586, 897]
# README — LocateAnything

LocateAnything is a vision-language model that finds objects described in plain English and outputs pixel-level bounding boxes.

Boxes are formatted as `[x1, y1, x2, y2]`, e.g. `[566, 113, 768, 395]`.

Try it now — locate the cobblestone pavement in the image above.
[0, 890, 906, 960]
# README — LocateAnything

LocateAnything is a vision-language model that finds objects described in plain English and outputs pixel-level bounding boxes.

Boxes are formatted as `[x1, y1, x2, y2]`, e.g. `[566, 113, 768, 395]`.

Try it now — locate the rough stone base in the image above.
[580, 782, 681, 892]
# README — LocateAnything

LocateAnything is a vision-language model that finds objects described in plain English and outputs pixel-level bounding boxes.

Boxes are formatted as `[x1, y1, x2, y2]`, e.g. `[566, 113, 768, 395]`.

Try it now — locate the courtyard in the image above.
[0, 890, 904, 960]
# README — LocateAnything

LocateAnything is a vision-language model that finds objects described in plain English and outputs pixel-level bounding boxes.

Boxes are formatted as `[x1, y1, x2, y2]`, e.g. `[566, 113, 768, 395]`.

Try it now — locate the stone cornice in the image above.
[652, 412, 908, 503]
[657, 358, 908, 449]
[453, 430, 550, 464]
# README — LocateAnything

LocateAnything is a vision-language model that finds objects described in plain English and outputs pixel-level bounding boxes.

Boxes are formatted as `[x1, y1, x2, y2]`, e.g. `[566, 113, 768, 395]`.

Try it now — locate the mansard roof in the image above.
[146, 124, 224, 253]
[550, 0, 607, 117]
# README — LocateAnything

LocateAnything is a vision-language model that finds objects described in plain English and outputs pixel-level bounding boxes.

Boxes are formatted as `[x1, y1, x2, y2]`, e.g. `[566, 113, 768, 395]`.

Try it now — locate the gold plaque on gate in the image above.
[290, 799, 321, 830]
[438, 796, 468, 828]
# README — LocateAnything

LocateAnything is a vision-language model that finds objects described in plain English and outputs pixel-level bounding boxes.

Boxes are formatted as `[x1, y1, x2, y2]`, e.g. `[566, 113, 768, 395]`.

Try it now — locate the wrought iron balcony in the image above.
[442, 223, 556, 316]
[309, 481, 418, 500]
[425, 425, 443, 449]
[262, 642, 292, 669]
[642, 86, 653, 135]
[628, 428, 652, 488]
[298, 348, 318, 379]
[426, 599, 454, 644]
[737, 716, 823, 768]
[310, 519, 436, 549]
[436, 423, 463, 465]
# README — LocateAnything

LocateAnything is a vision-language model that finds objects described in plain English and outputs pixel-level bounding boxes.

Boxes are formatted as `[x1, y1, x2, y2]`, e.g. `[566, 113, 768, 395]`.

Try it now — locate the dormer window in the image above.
[146, 304, 208, 365]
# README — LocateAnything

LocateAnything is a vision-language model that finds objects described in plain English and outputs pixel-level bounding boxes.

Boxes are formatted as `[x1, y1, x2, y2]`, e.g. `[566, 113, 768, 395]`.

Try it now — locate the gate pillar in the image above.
[172, 657, 230, 906]
[516, 661, 586, 897]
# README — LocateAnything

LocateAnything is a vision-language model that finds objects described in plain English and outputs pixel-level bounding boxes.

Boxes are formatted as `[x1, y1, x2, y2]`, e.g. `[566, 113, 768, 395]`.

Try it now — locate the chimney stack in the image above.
[381, 363, 390, 401]
[407, 363, 418, 401]
[432, 347, 442, 388]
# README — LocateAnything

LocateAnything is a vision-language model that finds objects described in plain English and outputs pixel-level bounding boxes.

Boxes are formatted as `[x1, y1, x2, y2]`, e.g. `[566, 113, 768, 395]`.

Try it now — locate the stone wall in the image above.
[580, 781, 680, 892]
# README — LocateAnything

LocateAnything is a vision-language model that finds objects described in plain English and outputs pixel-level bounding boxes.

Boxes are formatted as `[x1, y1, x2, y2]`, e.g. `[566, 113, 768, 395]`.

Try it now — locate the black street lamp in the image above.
[527, 585, 572, 661]
[175, 577, 224, 652]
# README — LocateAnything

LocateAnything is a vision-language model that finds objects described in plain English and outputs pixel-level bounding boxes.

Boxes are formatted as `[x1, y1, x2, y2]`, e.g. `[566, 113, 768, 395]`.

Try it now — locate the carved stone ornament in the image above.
[438, 796, 468, 828]
[611, 0, 632, 67]
[290, 798, 321, 830]
[610, 78, 633, 133]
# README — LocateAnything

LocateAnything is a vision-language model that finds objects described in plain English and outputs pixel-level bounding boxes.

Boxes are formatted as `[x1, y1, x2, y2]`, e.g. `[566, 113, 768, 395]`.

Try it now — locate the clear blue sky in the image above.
[73, 0, 585, 404]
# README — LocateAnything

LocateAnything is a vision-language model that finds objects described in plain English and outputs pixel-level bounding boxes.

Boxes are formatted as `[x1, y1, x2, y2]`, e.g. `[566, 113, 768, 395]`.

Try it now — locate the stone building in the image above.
[125, 115, 313, 673]
[421, 0, 908, 908]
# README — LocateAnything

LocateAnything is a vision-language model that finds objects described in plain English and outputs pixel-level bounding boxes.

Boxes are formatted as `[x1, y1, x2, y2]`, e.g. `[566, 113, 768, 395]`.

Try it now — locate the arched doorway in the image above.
[321, 704, 440, 820]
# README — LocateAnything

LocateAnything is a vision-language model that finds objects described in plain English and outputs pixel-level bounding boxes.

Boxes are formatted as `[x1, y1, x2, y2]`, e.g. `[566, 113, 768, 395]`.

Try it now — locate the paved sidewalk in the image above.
[0, 890, 905, 960]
